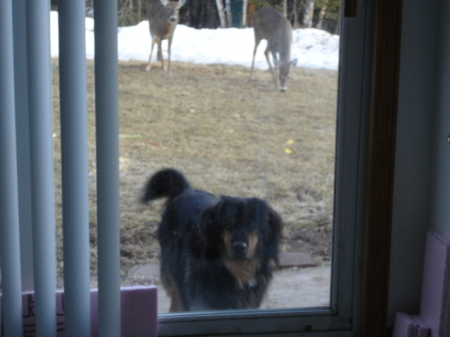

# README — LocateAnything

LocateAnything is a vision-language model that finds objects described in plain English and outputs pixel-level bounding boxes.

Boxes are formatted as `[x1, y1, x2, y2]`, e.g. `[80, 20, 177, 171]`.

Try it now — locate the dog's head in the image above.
[200, 197, 283, 261]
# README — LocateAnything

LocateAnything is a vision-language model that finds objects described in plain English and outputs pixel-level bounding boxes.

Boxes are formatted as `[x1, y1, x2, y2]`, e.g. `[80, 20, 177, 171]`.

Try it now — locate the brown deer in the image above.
[249, 7, 298, 92]
[146, 0, 186, 75]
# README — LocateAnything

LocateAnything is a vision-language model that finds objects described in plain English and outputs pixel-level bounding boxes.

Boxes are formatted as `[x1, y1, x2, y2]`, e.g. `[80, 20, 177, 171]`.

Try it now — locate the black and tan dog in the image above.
[141, 168, 283, 312]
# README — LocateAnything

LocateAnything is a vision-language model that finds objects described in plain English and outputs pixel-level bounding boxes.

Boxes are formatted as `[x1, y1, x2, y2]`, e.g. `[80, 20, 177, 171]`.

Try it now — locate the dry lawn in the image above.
[51, 60, 338, 279]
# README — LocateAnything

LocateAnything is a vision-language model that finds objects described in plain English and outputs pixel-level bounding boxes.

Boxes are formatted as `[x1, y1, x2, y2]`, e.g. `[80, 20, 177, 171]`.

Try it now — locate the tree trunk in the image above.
[283, 0, 287, 17]
[215, 0, 226, 27]
[242, 0, 248, 26]
[291, 0, 298, 28]
[317, 4, 327, 29]
[137, 0, 142, 22]
[225, 0, 232, 27]
[302, 0, 314, 28]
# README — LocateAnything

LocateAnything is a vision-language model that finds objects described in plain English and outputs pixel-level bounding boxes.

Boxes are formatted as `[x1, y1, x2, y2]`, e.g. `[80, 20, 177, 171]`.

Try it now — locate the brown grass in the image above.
[51, 60, 338, 278]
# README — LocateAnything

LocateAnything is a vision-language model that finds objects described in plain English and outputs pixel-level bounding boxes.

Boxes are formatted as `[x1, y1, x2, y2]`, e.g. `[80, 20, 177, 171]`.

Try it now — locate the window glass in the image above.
[52, 0, 347, 320]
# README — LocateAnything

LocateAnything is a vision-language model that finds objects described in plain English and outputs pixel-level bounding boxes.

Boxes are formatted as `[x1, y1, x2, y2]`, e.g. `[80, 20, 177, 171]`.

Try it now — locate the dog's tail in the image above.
[141, 168, 191, 203]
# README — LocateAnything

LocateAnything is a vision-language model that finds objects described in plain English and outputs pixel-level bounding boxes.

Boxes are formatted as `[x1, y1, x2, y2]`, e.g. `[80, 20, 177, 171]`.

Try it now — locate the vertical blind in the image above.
[0, 0, 121, 336]
[0, 0, 24, 336]
[27, 0, 57, 335]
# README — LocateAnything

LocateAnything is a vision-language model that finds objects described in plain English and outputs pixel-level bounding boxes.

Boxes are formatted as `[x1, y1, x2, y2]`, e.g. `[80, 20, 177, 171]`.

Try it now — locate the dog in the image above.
[141, 168, 283, 312]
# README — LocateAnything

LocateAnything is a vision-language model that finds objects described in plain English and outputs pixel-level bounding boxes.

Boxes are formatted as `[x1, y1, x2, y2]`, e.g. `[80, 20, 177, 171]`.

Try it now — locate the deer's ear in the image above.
[290, 59, 298, 67]
[160, 0, 168, 5]
[179, 0, 187, 7]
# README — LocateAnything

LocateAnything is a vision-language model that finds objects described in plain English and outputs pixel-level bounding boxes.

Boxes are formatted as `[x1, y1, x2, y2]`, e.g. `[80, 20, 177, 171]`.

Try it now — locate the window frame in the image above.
[157, 0, 376, 335]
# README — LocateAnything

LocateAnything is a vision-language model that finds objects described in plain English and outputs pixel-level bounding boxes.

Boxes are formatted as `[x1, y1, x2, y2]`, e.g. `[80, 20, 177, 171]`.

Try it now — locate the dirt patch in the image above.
[51, 60, 337, 279]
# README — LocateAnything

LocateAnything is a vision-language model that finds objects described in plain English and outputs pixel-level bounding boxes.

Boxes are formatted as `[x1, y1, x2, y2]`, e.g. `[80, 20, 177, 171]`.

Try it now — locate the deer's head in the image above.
[161, 0, 186, 24]
[276, 58, 298, 92]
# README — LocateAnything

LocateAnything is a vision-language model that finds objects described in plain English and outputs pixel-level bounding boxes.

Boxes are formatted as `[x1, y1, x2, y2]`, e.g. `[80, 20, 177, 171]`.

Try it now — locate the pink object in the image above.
[1, 286, 157, 337]
[419, 231, 450, 337]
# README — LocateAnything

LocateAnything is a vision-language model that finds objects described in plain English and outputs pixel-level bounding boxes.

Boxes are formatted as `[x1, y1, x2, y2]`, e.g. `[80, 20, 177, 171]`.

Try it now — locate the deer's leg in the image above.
[157, 40, 165, 70]
[167, 36, 173, 75]
[146, 38, 156, 72]
[157, 44, 161, 61]
[264, 47, 277, 87]
[249, 39, 261, 81]
[272, 52, 280, 90]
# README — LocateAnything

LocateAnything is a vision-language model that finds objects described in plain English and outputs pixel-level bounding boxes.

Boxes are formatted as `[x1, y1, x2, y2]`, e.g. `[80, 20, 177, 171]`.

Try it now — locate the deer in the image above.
[146, 0, 186, 75]
[249, 7, 298, 92]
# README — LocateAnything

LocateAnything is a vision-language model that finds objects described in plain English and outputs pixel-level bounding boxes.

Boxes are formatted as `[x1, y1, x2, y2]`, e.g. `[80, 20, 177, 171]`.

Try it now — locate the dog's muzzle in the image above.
[232, 241, 247, 257]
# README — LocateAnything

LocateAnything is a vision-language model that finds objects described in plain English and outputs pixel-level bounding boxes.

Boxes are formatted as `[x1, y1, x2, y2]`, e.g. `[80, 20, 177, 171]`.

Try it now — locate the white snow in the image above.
[49, 11, 339, 71]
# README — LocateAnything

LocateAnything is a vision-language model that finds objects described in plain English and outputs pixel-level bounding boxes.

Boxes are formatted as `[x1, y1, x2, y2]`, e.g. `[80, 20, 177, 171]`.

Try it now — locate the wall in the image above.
[387, 0, 440, 326]
[429, 1, 450, 335]
[430, 0, 450, 236]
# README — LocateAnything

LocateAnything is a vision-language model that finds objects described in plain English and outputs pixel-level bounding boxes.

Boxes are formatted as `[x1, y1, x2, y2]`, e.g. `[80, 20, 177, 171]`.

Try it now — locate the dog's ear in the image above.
[265, 205, 283, 262]
[198, 203, 223, 259]
[200, 204, 219, 232]
[249, 198, 283, 260]
[267, 207, 282, 245]
[201, 198, 230, 232]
